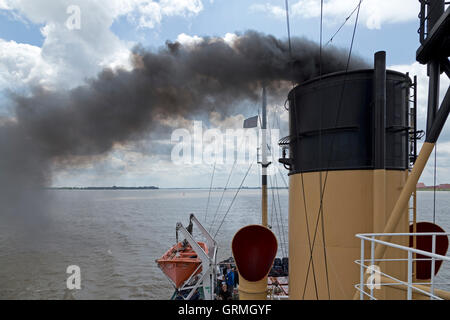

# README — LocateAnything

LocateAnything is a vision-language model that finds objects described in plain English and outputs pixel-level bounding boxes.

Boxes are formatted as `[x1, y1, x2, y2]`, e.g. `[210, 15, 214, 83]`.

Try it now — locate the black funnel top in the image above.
[286, 68, 411, 174]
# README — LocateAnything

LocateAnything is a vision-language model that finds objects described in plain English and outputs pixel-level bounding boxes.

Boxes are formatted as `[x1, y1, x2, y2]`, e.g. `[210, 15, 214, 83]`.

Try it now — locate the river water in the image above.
[0, 189, 448, 299]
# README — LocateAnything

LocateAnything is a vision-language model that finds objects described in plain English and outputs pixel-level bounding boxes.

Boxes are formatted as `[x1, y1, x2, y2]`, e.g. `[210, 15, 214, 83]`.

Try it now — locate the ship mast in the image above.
[261, 86, 270, 227]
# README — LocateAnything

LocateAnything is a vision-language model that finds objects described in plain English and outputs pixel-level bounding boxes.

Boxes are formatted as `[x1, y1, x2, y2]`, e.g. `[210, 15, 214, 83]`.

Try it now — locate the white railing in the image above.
[355, 232, 450, 300]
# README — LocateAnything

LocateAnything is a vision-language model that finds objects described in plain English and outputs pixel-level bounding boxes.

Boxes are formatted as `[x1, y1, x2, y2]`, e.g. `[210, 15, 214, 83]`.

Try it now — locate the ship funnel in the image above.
[286, 52, 412, 299]
[232, 225, 278, 300]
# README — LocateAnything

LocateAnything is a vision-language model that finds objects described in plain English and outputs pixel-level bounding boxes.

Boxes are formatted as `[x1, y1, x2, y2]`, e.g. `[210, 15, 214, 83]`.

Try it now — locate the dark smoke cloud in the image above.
[0, 30, 368, 220]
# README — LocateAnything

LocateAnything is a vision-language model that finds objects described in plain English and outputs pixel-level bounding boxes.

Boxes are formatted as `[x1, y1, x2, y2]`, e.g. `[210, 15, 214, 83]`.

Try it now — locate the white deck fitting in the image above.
[355, 232, 450, 300]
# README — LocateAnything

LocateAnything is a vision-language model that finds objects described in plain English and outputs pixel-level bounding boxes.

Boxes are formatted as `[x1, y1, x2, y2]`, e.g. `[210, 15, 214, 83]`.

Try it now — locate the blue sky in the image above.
[0, 0, 449, 188]
[0, 0, 420, 64]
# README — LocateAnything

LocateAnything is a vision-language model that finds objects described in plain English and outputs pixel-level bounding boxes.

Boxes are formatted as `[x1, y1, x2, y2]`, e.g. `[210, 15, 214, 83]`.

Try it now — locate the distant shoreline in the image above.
[47, 187, 447, 191]
[417, 188, 450, 192]
[48, 186, 159, 190]
[47, 186, 289, 191]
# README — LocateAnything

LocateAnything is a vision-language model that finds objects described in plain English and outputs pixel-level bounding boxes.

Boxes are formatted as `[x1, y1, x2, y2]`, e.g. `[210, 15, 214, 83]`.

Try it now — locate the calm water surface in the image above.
[0, 189, 448, 299]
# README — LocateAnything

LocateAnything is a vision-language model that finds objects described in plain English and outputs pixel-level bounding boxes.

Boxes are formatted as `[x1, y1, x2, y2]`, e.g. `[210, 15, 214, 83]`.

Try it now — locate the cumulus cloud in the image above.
[0, 39, 54, 89]
[0, 1, 128, 91]
[251, 0, 420, 30]
[102, 0, 204, 29]
[176, 33, 204, 47]
[0, 0, 206, 92]
[250, 3, 286, 19]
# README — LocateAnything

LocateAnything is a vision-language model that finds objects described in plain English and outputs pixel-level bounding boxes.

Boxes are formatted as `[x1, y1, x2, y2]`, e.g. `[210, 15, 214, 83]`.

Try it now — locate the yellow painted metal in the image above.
[377, 275, 450, 300]
[372, 170, 387, 300]
[289, 170, 409, 300]
[373, 170, 387, 233]
[351, 142, 436, 300]
[262, 185, 268, 227]
[374, 142, 435, 261]
[413, 190, 417, 281]
[238, 276, 269, 300]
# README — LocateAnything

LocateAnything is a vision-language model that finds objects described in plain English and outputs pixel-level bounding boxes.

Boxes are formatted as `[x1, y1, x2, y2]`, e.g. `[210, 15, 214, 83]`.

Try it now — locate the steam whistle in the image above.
[232, 225, 278, 300]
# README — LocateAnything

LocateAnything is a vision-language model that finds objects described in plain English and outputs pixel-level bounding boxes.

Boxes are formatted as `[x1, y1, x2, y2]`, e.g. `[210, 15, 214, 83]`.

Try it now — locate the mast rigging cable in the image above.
[325, 1, 364, 47]
[318, 0, 332, 300]
[284, 0, 320, 299]
[301, 0, 363, 300]
[213, 163, 254, 238]
[204, 162, 216, 223]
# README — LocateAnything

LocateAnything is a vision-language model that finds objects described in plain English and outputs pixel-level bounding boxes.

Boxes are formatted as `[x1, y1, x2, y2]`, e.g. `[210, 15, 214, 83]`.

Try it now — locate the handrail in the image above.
[358, 232, 449, 236]
[356, 233, 450, 262]
[355, 232, 450, 300]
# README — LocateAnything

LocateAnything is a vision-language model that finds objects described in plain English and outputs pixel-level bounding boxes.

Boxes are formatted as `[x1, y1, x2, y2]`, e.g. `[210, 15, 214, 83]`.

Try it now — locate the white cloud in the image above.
[0, 1, 130, 91]
[174, 32, 239, 52]
[175, 32, 238, 49]
[390, 62, 450, 184]
[0, 39, 55, 89]
[120, 0, 204, 29]
[250, 3, 286, 19]
[176, 33, 204, 47]
[0, 0, 10, 9]
[223, 32, 238, 46]
[160, 0, 203, 17]
[251, 0, 420, 30]
[1, 0, 204, 28]
[390, 62, 450, 126]
[0, 0, 206, 92]
[135, 1, 163, 28]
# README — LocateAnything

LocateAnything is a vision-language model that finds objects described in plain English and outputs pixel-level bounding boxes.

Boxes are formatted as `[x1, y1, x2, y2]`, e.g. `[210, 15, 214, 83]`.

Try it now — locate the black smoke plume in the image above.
[0, 31, 367, 221]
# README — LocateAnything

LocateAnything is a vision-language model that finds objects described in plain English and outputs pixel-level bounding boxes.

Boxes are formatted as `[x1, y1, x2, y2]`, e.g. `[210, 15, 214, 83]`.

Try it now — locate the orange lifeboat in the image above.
[156, 241, 209, 288]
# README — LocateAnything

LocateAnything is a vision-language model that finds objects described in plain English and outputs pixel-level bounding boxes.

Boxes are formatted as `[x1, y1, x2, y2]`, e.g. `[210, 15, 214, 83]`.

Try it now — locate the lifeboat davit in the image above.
[156, 241, 209, 288]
